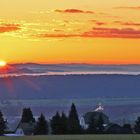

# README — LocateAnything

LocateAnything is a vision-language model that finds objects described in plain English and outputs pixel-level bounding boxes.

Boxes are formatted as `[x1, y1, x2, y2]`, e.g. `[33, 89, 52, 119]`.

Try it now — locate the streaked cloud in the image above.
[36, 33, 79, 38]
[83, 27, 140, 39]
[35, 27, 140, 39]
[115, 6, 140, 10]
[90, 20, 107, 26]
[0, 23, 20, 33]
[55, 9, 95, 14]
[114, 21, 140, 26]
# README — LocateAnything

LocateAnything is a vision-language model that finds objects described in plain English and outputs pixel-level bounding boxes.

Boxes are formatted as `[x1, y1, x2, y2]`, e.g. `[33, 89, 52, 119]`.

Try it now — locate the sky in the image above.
[0, 0, 140, 64]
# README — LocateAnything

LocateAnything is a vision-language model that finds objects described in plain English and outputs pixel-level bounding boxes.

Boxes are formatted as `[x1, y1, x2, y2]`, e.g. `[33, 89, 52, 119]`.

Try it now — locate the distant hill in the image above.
[0, 74, 140, 99]
[11, 63, 140, 74]
[0, 65, 33, 74]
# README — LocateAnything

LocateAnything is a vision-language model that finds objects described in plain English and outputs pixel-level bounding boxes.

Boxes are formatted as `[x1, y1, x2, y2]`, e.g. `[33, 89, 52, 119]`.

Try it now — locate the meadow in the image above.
[0, 135, 140, 140]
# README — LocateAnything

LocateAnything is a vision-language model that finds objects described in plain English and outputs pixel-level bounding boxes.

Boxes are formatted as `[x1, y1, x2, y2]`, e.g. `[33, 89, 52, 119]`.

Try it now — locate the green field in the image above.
[0, 135, 140, 140]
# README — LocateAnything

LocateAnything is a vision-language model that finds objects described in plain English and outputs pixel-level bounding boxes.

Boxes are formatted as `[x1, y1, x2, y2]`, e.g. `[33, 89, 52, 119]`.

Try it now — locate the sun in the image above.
[0, 61, 7, 67]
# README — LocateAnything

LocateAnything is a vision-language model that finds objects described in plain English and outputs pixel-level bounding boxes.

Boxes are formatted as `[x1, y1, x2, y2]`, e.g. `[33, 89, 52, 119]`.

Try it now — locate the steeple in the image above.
[94, 103, 104, 112]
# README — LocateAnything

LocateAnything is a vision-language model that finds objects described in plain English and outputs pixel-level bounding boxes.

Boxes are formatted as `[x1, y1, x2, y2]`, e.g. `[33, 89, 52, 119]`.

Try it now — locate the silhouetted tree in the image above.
[87, 117, 96, 134]
[60, 112, 68, 134]
[87, 113, 104, 134]
[21, 108, 35, 123]
[34, 113, 48, 135]
[96, 114, 104, 133]
[0, 111, 6, 135]
[122, 124, 132, 134]
[67, 103, 81, 134]
[134, 117, 140, 134]
[51, 112, 61, 134]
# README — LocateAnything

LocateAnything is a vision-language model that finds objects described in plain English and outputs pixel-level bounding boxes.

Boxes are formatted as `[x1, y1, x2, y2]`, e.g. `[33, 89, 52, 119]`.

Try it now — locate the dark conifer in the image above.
[51, 112, 61, 134]
[21, 108, 35, 123]
[60, 112, 68, 134]
[34, 113, 48, 135]
[0, 111, 6, 135]
[67, 103, 81, 134]
[134, 117, 140, 133]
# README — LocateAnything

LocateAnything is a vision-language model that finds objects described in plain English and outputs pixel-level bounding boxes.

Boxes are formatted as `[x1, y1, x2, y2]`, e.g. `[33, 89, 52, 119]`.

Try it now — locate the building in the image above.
[104, 123, 122, 134]
[80, 103, 109, 129]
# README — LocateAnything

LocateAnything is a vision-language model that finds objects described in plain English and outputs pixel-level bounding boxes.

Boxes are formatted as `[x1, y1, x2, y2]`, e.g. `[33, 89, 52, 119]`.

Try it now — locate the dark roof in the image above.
[5, 118, 21, 133]
[104, 123, 122, 134]
[18, 122, 36, 135]
[105, 123, 121, 130]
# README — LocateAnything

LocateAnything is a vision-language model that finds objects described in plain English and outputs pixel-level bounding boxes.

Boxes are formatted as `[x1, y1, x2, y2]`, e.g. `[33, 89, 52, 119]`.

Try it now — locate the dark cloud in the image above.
[90, 20, 107, 26]
[55, 9, 95, 14]
[114, 21, 140, 26]
[0, 23, 20, 33]
[83, 27, 140, 39]
[36, 27, 140, 39]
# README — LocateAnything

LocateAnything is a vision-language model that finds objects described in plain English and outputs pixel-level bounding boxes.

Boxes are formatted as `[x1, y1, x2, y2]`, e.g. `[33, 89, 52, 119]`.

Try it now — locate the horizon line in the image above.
[8, 62, 140, 66]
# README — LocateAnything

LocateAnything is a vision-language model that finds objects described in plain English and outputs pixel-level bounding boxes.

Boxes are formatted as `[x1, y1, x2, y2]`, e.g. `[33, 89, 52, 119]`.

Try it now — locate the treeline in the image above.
[1, 103, 140, 135]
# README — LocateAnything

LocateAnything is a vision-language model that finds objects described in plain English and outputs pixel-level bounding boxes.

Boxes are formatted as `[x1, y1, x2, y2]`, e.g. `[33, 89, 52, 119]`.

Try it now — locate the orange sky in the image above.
[0, 0, 140, 64]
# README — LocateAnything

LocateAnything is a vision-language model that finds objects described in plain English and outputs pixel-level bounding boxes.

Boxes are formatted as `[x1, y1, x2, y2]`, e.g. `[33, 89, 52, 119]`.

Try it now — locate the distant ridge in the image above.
[0, 74, 140, 99]
[7, 63, 140, 75]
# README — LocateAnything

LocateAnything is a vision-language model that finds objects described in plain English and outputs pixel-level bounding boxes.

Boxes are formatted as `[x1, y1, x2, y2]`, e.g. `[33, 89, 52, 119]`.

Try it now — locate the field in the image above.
[0, 135, 140, 140]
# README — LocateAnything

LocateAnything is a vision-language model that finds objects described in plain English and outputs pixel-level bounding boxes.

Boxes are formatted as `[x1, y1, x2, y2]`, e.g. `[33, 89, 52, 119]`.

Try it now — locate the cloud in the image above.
[0, 23, 20, 33]
[114, 6, 140, 10]
[90, 20, 107, 26]
[36, 27, 140, 39]
[55, 9, 95, 14]
[37, 33, 80, 38]
[83, 27, 140, 39]
[95, 22, 106, 26]
[114, 21, 140, 26]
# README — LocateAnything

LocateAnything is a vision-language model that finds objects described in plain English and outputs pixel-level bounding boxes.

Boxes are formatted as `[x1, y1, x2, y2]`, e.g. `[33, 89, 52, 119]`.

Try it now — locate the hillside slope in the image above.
[0, 74, 140, 99]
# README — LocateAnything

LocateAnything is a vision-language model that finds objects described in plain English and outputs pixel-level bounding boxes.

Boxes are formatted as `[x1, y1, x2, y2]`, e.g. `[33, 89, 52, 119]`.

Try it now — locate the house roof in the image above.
[18, 122, 36, 135]
[104, 123, 122, 133]
[5, 118, 21, 132]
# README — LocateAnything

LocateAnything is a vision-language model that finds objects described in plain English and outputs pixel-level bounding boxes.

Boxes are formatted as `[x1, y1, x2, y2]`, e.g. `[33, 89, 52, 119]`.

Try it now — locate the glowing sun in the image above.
[0, 61, 7, 67]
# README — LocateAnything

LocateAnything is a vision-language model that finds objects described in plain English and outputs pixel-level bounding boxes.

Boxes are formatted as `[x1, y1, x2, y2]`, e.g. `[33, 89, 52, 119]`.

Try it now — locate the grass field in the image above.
[0, 135, 140, 140]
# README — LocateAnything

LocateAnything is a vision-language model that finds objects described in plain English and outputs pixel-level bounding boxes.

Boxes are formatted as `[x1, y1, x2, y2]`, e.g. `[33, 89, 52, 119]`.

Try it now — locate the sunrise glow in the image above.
[0, 61, 7, 67]
[0, 0, 140, 64]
